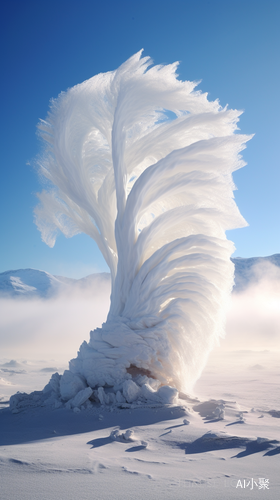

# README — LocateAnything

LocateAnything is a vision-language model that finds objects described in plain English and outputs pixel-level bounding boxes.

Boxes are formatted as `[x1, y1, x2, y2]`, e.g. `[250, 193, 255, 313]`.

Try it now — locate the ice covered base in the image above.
[9, 370, 179, 413]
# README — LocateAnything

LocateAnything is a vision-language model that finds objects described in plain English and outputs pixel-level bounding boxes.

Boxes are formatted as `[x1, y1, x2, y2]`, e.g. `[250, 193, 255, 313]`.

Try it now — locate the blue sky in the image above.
[1, 0, 279, 278]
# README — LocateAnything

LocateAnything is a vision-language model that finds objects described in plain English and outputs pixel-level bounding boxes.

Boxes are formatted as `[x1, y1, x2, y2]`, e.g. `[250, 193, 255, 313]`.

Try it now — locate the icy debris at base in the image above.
[123, 380, 142, 403]
[59, 370, 87, 401]
[9, 390, 61, 413]
[116, 390, 126, 403]
[9, 378, 180, 412]
[43, 372, 61, 395]
[9, 361, 181, 412]
[133, 375, 160, 391]
[96, 387, 117, 405]
[156, 386, 178, 404]
[94, 382, 178, 406]
[9, 373, 93, 412]
[67, 387, 93, 409]
[139, 384, 178, 404]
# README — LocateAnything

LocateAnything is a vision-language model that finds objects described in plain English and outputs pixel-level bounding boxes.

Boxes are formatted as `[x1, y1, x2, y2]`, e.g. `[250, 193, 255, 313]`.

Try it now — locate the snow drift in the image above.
[34, 51, 250, 401]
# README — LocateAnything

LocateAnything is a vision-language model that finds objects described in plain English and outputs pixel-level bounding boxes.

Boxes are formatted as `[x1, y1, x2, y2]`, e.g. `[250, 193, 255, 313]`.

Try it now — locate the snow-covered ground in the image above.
[0, 257, 279, 499]
[0, 350, 279, 500]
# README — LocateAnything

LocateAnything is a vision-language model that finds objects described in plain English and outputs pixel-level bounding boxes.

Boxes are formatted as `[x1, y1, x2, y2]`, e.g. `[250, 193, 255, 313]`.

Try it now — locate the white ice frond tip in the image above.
[35, 52, 251, 392]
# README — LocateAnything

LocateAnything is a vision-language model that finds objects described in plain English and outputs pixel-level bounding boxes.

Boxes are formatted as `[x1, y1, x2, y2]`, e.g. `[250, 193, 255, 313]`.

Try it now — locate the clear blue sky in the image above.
[1, 0, 279, 278]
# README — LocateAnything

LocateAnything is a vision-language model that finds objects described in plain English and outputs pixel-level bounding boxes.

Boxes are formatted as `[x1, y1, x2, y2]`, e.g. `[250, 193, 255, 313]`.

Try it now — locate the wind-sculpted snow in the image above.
[35, 51, 250, 398]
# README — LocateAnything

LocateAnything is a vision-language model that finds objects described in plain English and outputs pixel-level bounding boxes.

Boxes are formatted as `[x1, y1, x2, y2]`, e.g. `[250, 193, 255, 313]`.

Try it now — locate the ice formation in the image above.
[34, 51, 250, 403]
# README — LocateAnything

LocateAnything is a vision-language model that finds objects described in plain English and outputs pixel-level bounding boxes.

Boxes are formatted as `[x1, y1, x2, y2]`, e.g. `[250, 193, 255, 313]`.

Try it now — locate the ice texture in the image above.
[59, 370, 87, 401]
[69, 387, 93, 409]
[35, 51, 250, 397]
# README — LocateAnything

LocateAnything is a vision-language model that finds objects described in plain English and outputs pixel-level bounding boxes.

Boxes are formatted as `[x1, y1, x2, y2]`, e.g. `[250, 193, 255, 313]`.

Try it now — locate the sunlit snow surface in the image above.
[1, 351, 280, 500]
[35, 51, 251, 396]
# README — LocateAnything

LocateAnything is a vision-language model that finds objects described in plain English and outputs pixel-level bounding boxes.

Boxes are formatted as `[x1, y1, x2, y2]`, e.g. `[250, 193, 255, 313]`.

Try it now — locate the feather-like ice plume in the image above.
[35, 51, 250, 392]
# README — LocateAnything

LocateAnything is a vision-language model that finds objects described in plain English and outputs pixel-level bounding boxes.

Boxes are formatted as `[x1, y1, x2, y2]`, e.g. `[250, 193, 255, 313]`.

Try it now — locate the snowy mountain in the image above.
[231, 254, 280, 292]
[0, 268, 110, 298]
[0, 254, 279, 298]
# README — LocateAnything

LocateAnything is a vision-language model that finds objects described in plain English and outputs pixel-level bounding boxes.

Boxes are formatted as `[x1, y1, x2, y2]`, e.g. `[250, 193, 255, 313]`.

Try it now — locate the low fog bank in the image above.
[0, 261, 279, 364]
[232, 254, 280, 292]
[222, 261, 280, 350]
[0, 278, 111, 362]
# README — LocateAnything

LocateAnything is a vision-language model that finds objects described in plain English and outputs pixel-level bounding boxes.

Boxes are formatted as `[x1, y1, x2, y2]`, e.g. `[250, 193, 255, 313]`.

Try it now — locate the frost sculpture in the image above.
[35, 51, 250, 399]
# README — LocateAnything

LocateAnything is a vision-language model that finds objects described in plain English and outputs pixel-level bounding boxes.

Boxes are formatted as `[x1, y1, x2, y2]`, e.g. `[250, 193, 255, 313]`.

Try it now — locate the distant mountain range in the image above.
[0, 269, 110, 298]
[232, 254, 280, 292]
[0, 254, 279, 298]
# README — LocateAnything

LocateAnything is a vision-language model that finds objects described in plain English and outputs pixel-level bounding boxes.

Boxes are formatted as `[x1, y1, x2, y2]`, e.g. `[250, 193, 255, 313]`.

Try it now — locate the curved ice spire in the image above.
[35, 51, 250, 392]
